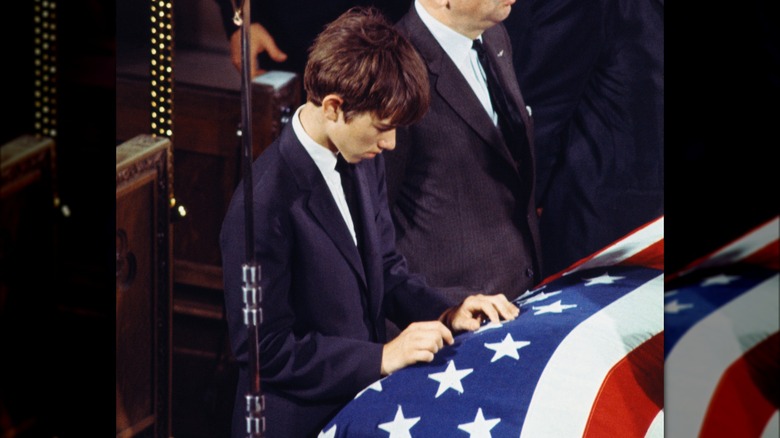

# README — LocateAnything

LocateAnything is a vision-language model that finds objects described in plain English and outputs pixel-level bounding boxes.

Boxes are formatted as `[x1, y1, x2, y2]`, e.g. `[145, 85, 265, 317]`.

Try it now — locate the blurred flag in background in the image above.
[665, 215, 779, 438]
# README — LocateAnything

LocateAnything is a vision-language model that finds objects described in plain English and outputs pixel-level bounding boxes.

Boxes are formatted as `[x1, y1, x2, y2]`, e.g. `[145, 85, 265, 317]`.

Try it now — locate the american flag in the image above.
[665, 215, 779, 438]
[320, 216, 665, 437]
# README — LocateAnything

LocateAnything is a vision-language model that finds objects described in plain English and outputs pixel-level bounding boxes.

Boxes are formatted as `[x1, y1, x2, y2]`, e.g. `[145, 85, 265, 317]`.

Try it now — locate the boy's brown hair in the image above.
[304, 7, 430, 127]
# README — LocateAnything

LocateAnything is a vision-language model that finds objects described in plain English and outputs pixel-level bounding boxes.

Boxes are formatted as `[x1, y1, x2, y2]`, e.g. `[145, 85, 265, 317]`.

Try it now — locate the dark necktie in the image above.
[335, 154, 376, 340]
[472, 38, 526, 164]
[335, 154, 363, 251]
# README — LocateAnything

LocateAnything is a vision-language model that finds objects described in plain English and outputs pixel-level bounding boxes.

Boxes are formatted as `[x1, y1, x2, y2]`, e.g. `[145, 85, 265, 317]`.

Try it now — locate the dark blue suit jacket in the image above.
[220, 123, 456, 437]
[506, 0, 664, 276]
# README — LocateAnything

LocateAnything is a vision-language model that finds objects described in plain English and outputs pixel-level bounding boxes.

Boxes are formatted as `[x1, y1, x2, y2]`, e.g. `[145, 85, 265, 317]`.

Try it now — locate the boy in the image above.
[220, 7, 518, 437]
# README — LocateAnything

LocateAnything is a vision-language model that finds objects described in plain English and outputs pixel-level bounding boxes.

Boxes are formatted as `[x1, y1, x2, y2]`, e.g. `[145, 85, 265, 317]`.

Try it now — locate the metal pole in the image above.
[238, 0, 265, 436]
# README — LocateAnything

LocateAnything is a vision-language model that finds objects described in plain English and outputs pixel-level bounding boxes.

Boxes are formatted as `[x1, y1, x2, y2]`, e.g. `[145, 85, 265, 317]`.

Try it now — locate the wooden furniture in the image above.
[117, 48, 301, 437]
[117, 51, 301, 290]
[1, 135, 58, 201]
[115, 134, 173, 438]
[0, 133, 58, 309]
[0, 135, 59, 437]
[0, 135, 59, 270]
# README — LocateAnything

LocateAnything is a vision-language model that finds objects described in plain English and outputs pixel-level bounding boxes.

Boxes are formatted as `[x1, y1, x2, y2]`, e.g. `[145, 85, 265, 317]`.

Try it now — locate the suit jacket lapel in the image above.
[279, 128, 367, 287]
[400, 10, 518, 168]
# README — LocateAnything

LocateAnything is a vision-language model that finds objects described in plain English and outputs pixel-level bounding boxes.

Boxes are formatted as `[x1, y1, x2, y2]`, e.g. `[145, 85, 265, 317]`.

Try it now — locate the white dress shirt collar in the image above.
[415, 0, 478, 66]
[414, 1, 496, 123]
[291, 105, 338, 176]
[290, 105, 358, 245]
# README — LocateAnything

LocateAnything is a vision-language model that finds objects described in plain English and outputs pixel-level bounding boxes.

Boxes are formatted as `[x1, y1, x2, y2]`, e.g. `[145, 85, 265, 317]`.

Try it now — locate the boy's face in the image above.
[330, 111, 396, 164]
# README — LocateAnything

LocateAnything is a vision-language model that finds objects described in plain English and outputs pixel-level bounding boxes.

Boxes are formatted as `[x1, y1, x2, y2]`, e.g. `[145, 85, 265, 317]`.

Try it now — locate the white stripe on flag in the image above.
[761, 410, 779, 438]
[665, 274, 780, 437]
[644, 410, 664, 438]
[564, 217, 664, 275]
[519, 274, 664, 437]
[678, 216, 779, 275]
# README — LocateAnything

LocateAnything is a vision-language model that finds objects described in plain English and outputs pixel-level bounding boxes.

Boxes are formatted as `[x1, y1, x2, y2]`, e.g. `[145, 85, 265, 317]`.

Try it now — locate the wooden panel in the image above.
[116, 58, 301, 290]
[171, 71, 301, 289]
[116, 74, 153, 142]
[1, 135, 58, 200]
[116, 54, 301, 436]
[0, 136, 58, 260]
[0, 134, 59, 317]
[116, 135, 173, 438]
[0, 135, 59, 436]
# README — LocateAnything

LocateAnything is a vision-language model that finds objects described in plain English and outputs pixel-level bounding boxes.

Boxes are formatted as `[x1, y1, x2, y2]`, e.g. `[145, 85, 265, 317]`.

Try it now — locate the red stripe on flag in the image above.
[700, 332, 779, 437]
[540, 217, 664, 286]
[583, 332, 664, 438]
[668, 216, 779, 281]
[618, 239, 664, 271]
[742, 240, 780, 271]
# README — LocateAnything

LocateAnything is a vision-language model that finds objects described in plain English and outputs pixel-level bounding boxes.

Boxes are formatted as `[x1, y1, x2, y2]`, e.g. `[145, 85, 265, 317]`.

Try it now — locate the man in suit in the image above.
[220, 8, 518, 437]
[505, 0, 664, 276]
[386, 0, 542, 303]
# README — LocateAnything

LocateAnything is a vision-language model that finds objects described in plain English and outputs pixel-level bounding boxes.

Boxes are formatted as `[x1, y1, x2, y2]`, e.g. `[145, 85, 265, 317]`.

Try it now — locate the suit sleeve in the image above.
[220, 182, 384, 402]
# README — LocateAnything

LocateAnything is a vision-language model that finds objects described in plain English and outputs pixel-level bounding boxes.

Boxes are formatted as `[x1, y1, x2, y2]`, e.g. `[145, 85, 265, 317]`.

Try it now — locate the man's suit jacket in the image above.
[220, 124, 455, 437]
[387, 8, 542, 302]
[506, 0, 664, 276]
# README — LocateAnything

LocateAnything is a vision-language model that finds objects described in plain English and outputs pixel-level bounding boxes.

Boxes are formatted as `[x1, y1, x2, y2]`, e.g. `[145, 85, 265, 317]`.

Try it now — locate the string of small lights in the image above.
[33, 0, 57, 139]
[150, 0, 174, 139]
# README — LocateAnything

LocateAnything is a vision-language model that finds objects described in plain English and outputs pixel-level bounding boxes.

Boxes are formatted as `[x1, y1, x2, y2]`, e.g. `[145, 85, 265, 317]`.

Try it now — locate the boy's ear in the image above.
[321, 94, 344, 122]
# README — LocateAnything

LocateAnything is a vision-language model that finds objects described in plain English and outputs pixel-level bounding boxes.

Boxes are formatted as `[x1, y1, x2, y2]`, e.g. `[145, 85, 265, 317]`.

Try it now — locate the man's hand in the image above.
[230, 22, 288, 77]
[440, 294, 519, 332]
[381, 321, 454, 376]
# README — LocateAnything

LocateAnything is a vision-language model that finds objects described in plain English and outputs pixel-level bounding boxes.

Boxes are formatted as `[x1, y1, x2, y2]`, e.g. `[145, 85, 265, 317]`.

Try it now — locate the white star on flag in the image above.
[700, 273, 740, 287]
[457, 408, 501, 438]
[531, 299, 577, 315]
[664, 299, 694, 314]
[355, 379, 383, 399]
[583, 272, 625, 286]
[428, 360, 474, 398]
[514, 289, 534, 301]
[484, 333, 530, 362]
[318, 424, 337, 438]
[377, 405, 420, 438]
[517, 290, 562, 306]
[514, 285, 547, 301]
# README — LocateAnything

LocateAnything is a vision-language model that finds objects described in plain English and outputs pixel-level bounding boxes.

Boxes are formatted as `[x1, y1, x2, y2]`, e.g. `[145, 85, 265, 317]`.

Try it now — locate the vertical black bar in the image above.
[240, 3, 255, 254]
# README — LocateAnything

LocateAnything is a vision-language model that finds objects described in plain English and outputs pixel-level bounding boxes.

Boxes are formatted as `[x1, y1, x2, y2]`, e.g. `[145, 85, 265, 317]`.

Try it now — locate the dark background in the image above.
[1, 0, 777, 436]
[2, 0, 116, 436]
[664, 2, 778, 272]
